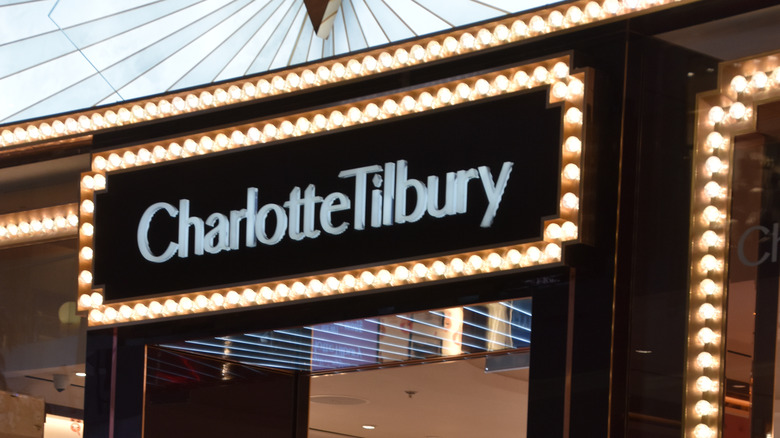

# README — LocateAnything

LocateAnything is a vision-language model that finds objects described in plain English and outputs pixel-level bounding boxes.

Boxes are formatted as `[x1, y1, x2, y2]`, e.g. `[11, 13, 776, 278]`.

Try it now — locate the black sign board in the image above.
[94, 89, 562, 301]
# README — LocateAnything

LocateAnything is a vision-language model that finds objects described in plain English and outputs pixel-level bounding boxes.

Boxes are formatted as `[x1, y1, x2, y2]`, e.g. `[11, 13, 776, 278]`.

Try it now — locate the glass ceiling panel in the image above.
[0, 0, 563, 123]
[160, 298, 532, 373]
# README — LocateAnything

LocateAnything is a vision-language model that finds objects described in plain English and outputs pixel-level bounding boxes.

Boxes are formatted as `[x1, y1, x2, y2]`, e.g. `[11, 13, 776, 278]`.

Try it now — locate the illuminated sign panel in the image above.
[94, 90, 561, 301]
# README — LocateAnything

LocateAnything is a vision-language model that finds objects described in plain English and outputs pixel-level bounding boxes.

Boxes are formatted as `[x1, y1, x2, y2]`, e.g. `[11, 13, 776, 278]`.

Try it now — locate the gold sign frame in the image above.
[77, 54, 590, 326]
[685, 51, 780, 438]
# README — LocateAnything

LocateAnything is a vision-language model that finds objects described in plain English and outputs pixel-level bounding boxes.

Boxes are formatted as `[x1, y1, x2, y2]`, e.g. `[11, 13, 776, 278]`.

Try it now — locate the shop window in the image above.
[145, 298, 531, 437]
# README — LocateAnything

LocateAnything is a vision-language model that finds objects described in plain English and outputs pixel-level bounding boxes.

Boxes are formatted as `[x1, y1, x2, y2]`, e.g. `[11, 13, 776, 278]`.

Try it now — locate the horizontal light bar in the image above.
[0, 0, 690, 153]
[0, 204, 79, 248]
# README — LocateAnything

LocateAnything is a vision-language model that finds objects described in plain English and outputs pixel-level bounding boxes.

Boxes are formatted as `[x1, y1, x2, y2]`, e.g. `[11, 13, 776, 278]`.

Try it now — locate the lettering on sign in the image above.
[137, 160, 513, 263]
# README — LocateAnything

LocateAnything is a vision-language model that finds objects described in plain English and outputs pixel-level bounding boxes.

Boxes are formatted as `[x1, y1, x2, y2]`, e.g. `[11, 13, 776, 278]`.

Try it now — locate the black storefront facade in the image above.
[4, 1, 780, 437]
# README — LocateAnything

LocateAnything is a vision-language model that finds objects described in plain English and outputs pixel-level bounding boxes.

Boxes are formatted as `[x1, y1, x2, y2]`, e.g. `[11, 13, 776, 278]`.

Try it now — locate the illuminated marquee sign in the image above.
[94, 89, 561, 301]
[77, 55, 588, 325]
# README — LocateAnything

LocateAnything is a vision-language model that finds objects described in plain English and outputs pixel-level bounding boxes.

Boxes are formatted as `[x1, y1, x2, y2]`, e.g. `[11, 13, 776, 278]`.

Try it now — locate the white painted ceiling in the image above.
[0, 0, 561, 124]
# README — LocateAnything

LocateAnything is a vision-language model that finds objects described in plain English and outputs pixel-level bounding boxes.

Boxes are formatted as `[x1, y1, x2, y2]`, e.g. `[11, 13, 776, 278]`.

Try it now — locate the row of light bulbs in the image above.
[687, 58, 780, 438]
[80, 233, 577, 325]
[0, 0, 680, 151]
[90, 62, 584, 173]
[76, 59, 586, 325]
[0, 206, 79, 246]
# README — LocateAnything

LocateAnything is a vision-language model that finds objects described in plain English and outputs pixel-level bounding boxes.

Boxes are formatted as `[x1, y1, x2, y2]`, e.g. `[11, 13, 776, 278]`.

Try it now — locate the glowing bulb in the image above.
[545, 243, 562, 260]
[134, 303, 148, 317]
[360, 271, 376, 287]
[449, 257, 465, 274]
[699, 254, 719, 272]
[730, 75, 748, 93]
[703, 181, 722, 199]
[81, 222, 94, 236]
[341, 274, 356, 291]
[195, 295, 209, 309]
[552, 82, 569, 99]
[701, 231, 720, 248]
[695, 400, 714, 416]
[696, 352, 714, 368]
[79, 270, 92, 284]
[80, 246, 93, 260]
[225, 290, 240, 305]
[561, 192, 579, 209]
[163, 299, 177, 315]
[585, 1, 601, 20]
[602, 0, 619, 15]
[458, 33, 475, 51]
[729, 102, 746, 120]
[696, 376, 714, 392]
[90, 292, 103, 306]
[547, 10, 564, 28]
[705, 131, 725, 150]
[210, 293, 225, 308]
[119, 305, 134, 320]
[511, 20, 529, 38]
[698, 303, 716, 320]
[506, 249, 521, 265]
[565, 136, 582, 153]
[292, 281, 306, 296]
[561, 222, 578, 239]
[546, 223, 562, 240]
[308, 279, 324, 294]
[79, 294, 92, 308]
[493, 24, 510, 41]
[526, 246, 542, 262]
[704, 156, 723, 174]
[529, 15, 545, 34]
[702, 206, 721, 223]
[563, 163, 580, 180]
[263, 123, 278, 139]
[393, 265, 410, 282]
[752, 71, 768, 89]
[698, 327, 716, 344]
[708, 106, 725, 124]
[89, 309, 103, 323]
[565, 107, 583, 124]
[260, 286, 274, 301]
[693, 423, 714, 438]
[533, 66, 549, 83]
[514, 70, 530, 88]
[468, 255, 484, 271]
[566, 5, 583, 24]
[431, 261, 447, 277]
[699, 279, 718, 296]
[149, 301, 163, 316]
[275, 283, 290, 298]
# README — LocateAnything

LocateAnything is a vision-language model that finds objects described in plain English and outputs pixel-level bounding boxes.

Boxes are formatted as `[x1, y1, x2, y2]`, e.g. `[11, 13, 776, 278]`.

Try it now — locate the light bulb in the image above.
[693, 424, 714, 438]
[565, 107, 583, 124]
[226, 290, 240, 305]
[546, 223, 562, 240]
[702, 206, 721, 223]
[703, 181, 722, 199]
[704, 156, 724, 174]
[529, 15, 545, 34]
[699, 279, 718, 296]
[548, 10, 564, 28]
[178, 297, 193, 312]
[431, 261, 447, 277]
[360, 271, 376, 286]
[566, 6, 583, 24]
[90, 292, 103, 306]
[341, 274, 356, 290]
[696, 376, 714, 392]
[134, 303, 148, 317]
[552, 82, 569, 99]
[729, 102, 746, 120]
[79, 270, 92, 284]
[708, 106, 725, 124]
[565, 136, 582, 153]
[562, 221, 578, 239]
[511, 20, 529, 38]
[275, 283, 290, 298]
[563, 163, 580, 180]
[526, 246, 542, 262]
[701, 230, 720, 247]
[696, 352, 714, 368]
[119, 305, 134, 320]
[695, 400, 714, 416]
[80, 246, 93, 261]
[751, 71, 768, 89]
[545, 243, 562, 260]
[698, 303, 716, 320]
[730, 75, 748, 93]
[699, 254, 719, 272]
[514, 70, 530, 88]
[449, 257, 465, 274]
[292, 281, 307, 296]
[698, 327, 716, 344]
[561, 192, 579, 209]
[79, 294, 92, 308]
[506, 249, 522, 265]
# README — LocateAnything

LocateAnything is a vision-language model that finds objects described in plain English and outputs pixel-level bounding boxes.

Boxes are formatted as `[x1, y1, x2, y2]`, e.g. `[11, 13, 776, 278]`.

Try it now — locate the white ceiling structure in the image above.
[0, 0, 560, 124]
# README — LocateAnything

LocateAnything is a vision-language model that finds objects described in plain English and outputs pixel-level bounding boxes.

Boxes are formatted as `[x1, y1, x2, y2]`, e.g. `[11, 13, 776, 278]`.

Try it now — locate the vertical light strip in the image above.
[685, 53, 780, 438]
[77, 55, 588, 326]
